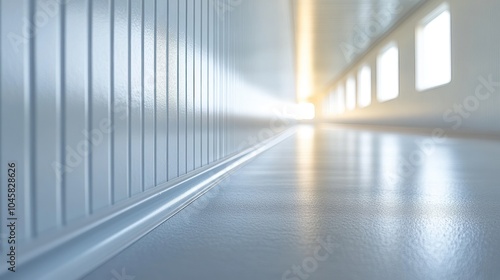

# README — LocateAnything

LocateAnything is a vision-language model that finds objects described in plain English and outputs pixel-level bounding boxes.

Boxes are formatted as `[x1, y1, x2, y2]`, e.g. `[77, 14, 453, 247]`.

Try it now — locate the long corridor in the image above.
[2, 0, 500, 278]
[83, 125, 500, 280]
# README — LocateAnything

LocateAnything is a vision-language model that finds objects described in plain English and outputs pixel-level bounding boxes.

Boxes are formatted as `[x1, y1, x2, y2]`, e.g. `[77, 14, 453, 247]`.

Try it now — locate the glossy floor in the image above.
[83, 124, 500, 280]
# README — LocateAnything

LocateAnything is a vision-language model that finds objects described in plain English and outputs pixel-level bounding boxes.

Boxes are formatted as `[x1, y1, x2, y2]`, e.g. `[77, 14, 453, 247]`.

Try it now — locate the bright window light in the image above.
[336, 84, 345, 114]
[377, 43, 399, 102]
[328, 90, 335, 115]
[323, 91, 334, 116]
[358, 65, 372, 108]
[416, 4, 451, 91]
[296, 103, 315, 120]
[322, 98, 328, 117]
[346, 76, 356, 111]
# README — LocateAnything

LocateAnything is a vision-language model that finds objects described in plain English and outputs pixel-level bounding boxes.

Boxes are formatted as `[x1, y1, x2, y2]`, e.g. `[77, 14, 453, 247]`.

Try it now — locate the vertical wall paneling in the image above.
[58, 0, 65, 226]
[201, 0, 208, 166]
[90, 0, 112, 212]
[130, 0, 143, 194]
[112, 0, 130, 203]
[0, 0, 297, 264]
[177, 0, 187, 176]
[64, 0, 90, 222]
[228, 14, 234, 155]
[221, 13, 226, 158]
[226, 15, 229, 156]
[109, 0, 115, 205]
[186, 0, 195, 173]
[230, 15, 235, 154]
[167, 0, 178, 180]
[222, 14, 227, 157]
[193, 0, 202, 169]
[215, 4, 220, 158]
[127, 0, 133, 198]
[143, 0, 156, 190]
[27, 0, 36, 239]
[207, 4, 214, 163]
[214, 10, 219, 161]
[156, 0, 168, 185]
[1, 0, 32, 241]
[33, 0, 60, 234]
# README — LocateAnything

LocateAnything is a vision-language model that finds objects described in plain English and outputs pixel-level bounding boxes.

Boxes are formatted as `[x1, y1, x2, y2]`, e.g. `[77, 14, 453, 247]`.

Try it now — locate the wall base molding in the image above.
[1, 128, 296, 280]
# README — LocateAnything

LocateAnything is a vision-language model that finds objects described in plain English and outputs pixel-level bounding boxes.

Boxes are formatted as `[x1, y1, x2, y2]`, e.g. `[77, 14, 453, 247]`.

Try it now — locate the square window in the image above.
[377, 43, 399, 102]
[416, 3, 451, 91]
[358, 65, 372, 108]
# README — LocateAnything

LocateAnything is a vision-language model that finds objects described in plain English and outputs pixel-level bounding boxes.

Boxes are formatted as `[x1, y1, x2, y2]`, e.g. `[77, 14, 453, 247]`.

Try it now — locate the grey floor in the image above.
[83, 124, 500, 280]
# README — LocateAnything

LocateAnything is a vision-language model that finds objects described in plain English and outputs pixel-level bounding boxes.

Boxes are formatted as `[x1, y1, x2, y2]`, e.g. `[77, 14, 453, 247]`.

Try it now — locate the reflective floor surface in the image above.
[83, 124, 500, 280]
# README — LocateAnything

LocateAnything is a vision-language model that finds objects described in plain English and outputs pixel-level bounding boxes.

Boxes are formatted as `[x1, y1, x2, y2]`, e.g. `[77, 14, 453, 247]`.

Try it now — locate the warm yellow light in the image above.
[296, 0, 314, 103]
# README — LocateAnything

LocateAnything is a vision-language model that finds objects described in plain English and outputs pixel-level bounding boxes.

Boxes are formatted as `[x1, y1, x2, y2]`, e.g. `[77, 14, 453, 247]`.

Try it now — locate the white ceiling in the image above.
[291, 0, 427, 99]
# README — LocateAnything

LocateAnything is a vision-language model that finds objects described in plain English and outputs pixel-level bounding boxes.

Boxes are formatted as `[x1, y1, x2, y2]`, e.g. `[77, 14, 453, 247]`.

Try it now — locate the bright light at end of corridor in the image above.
[296, 103, 316, 120]
[296, 0, 314, 103]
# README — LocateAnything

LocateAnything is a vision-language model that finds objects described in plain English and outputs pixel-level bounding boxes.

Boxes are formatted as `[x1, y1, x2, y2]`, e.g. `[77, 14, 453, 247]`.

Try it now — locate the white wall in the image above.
[320, 0, 500, 135]
[0, 0, 296, 258]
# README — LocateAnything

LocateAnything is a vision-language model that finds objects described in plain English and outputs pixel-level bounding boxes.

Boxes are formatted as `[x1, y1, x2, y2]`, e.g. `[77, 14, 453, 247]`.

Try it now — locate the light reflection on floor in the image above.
[83, 124, 500, 280]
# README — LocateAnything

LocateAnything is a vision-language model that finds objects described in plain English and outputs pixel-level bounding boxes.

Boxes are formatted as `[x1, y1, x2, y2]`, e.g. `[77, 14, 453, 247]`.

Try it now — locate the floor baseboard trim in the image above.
[2, 128, 297, 280]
